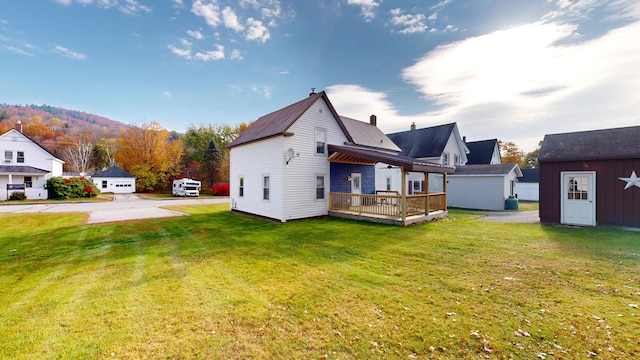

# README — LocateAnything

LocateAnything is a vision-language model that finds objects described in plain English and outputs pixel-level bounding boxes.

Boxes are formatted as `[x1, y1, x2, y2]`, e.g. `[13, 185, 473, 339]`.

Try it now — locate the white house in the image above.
[377, 123, 469, 194]
[465, 139, 502, 165]
[227, 91, 453, 225]
[92, 166, 136, 193]
[446, 164, 523, 210]
[0, 129, 64, 200]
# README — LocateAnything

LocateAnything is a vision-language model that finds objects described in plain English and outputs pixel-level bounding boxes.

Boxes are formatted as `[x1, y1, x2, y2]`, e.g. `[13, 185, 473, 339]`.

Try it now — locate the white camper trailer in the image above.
[172, 178, 201, 197]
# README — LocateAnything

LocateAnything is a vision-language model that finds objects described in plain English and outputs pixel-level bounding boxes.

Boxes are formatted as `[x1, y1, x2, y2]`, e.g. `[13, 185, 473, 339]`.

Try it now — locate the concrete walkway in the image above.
[471, 210, 540, 224]
[0, 194, 230, 224]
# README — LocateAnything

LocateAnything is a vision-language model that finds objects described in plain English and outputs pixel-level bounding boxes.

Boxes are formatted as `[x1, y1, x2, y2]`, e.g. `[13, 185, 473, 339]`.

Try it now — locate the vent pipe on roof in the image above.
[370, 114, 377, 127]
[309, 88, 316, 96]
[410, 122, 416, 131]
[463, 136, 467, 143]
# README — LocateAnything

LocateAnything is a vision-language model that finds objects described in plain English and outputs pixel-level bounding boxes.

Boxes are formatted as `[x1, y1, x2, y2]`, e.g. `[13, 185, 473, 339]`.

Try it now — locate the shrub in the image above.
[210, 183, 230, 196]
[9, 192, 26, 201]
[46, 176, 101, 200]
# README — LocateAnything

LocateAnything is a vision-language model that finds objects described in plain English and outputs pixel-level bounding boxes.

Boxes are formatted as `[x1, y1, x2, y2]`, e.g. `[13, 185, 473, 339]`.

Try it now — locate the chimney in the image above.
[463, 136, 467, 143]
[410, 122, 416, 131]
[309, 88, 316, 96]
[370, 114, 377, 127]
[16, 120, 22, 132]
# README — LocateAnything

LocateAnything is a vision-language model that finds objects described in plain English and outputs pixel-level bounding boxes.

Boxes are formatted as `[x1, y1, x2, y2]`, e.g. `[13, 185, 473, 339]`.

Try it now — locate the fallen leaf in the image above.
[515, 329, 530, 337]
[536, 352, 547, 359]
[629, 304, 639, 309]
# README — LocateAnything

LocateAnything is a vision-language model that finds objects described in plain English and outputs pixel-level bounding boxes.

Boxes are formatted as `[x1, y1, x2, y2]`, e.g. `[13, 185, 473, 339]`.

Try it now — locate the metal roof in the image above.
[0, 165, 49, 175]
[339, 116, 401, 152]
[539, 125, 640, 162]
[449, 164, 522, 177]
[227, 91, 350, 148]
[328, 144, 455, 173]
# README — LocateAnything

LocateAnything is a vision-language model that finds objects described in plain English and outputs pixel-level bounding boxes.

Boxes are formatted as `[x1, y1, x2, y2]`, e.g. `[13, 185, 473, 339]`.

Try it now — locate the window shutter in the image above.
[421, 181, 425, 192]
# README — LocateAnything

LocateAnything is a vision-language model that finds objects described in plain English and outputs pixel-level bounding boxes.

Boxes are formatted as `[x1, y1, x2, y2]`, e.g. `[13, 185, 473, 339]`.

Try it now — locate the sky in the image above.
[1, 0, 639, 151]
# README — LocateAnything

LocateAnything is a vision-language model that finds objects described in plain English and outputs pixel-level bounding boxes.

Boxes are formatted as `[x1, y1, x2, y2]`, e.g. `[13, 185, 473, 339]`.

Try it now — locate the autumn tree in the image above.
[523, 147, 541, 168]
[498, 140, 524, 167]
[62, 140, 94, 175]
[181, 124, 239, 189]
[115, 121, 184, 192]
[92, 138, 119, 171]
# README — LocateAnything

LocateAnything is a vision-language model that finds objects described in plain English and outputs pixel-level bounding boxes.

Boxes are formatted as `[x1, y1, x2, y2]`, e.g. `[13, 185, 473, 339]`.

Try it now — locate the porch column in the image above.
[424, 172, 429, 215]
[443, 173, 447, 208]
[401, 168, 407, 222]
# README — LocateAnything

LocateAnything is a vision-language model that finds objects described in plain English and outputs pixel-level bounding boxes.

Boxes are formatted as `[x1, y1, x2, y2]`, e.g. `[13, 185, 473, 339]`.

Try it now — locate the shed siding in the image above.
[230, 136, 286, 221]
[539, 159, 640, 227]
[281, 99, 349, 220]
[447, 176, 505, 210]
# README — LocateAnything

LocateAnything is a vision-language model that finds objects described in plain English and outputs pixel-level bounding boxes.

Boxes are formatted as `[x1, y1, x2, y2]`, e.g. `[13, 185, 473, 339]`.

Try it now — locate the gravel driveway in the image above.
[472, 210, 540, 224]
[0, 194, 230, 224]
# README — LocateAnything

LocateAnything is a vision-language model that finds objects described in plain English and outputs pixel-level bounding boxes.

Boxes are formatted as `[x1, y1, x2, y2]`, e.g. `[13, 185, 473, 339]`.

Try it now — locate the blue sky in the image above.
[1, 0, 639, 150]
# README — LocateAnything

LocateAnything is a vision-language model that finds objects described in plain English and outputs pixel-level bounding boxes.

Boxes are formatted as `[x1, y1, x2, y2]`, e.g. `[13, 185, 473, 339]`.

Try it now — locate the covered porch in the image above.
[327, 145, 455, 226]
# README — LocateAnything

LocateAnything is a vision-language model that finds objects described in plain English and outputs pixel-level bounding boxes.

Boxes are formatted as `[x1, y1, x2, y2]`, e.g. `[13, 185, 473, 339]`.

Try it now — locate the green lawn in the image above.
[1, 205, 638, 359]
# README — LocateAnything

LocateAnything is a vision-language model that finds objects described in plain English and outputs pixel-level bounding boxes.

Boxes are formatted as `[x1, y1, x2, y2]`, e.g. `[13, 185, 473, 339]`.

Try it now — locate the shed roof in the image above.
[386, 123, 456, 158]
[449, 164, 522, 177]
[519, 168, 539, 183]
[94, 166, 134, 178]
[328, 144, 455, 174]
[539, 125, 640, 162]
[227, 91, 350, 148]
[465, 139, 499, 164]
[339, 116, 401, 152]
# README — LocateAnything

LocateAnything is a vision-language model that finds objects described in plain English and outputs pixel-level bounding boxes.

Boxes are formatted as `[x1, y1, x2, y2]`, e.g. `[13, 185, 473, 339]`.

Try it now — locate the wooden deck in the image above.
[328, 192, 448, 226]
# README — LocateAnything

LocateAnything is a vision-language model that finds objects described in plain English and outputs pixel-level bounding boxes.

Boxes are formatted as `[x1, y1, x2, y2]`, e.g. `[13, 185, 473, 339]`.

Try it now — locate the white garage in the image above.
[92, 166, 136, 194]
[446, 164, 522, 210]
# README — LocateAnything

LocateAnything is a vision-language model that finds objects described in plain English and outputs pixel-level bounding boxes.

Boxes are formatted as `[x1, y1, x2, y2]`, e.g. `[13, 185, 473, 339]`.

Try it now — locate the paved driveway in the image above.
[0, 194, 230, 224]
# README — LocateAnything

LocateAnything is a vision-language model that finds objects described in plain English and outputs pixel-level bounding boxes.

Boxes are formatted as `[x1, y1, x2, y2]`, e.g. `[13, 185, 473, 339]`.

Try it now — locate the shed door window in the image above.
[567, 176, 588, 200]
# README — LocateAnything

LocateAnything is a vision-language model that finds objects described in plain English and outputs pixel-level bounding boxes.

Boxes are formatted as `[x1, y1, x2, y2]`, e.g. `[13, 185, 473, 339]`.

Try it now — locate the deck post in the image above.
[424, 172, 429, 215]
[401, 168, 407, 222]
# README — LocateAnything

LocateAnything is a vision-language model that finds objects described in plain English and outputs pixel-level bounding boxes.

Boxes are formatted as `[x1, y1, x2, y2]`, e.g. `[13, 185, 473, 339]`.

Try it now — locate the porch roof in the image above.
[0, 165, 49, 175]
[328, 144, 455, 173]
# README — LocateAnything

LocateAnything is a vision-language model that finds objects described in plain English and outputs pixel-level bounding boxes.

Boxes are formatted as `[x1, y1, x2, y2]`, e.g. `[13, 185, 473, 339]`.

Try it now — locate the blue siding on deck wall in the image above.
[330, 163, 375, 194]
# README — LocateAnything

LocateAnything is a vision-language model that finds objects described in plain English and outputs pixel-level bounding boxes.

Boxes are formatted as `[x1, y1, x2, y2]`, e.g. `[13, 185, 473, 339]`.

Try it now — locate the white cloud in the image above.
[251, 84, 272, 98]
[173, 0, 184, 7]
[389, 9, 428, 34]
[192, 0, 221, 27]
[162, 91, 173, 99]
[179, 38, 192, 46]
[245, 18, 270, 43]
[328, 20, 640, 151]
[168, 44, 191, 59]
[119, 0, 151, 15]
[222, 6, 245, 32]
[431, 0, 453, 10]
[54, 45, 87, 60]
[230, 48, 243, 60]
[278, 70, 289, 75]
[194, 44, 225, 61]
[51, 0, 151, 15]
[187, 30, 204, 39]
[51, 0, 72, 5]
[347, 0, 379, 22]
[5, 45, 36, 57]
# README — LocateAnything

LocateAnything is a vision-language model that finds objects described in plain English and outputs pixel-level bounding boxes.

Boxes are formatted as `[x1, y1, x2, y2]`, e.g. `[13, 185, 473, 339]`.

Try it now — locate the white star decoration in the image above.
[619, 171, 640, 190]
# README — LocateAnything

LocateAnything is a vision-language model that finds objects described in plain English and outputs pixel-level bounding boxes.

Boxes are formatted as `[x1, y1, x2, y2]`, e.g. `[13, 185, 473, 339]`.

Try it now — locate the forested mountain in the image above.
[0, 103, 130, 139]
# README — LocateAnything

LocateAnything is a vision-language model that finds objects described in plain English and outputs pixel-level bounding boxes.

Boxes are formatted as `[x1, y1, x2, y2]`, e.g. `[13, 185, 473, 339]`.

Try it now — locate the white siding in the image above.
[92, 177, 136, 193]
[515, 182, 539, 201]
[0, 130, 63, 200]
[282, 99, 348, 220]
[230, 136, 286, 221]
[447, 176, 506, 210]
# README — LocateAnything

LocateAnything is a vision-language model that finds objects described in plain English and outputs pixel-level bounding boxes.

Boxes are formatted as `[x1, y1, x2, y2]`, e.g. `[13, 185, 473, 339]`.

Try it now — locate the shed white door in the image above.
[561, 172, 596, 226]
[350, 173, 361, 207]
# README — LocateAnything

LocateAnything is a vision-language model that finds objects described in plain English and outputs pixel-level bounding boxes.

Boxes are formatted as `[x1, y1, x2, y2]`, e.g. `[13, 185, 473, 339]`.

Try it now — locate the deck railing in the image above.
[329, 192, 446, 218]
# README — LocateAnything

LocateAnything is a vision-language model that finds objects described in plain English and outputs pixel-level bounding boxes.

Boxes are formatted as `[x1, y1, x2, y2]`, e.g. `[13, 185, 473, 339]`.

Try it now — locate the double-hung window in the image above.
[316, 176, 325, 200]
[24, 176, 32, 188]
[17, 151, 25, 163]
[239, 177, 245, 197]
[443, 152, 450, 166]
[263, 175, 270, 201]
[4, 151, 12, 163]
[315, 128, 326, 155]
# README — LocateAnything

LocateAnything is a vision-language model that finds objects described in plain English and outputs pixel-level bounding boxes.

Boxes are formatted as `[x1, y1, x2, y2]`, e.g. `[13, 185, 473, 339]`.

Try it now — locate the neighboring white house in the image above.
[515, 168, 539, 201]
[227, 91, 453, 224]
[446, 164, 523, 210]
[92, 166, 136, 193]
[0, 128, 64, 200]
[377, 123, 469, 194]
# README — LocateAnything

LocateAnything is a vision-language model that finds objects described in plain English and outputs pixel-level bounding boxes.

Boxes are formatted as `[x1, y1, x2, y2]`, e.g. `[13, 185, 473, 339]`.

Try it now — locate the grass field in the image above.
[1, 204, 638, 359]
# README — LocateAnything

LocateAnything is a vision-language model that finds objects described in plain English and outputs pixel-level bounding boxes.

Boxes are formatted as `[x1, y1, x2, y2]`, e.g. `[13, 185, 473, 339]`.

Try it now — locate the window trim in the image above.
[315, 175, 326, 200]
[262, 175, 270, 201]
[315, 127, 327, 155]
